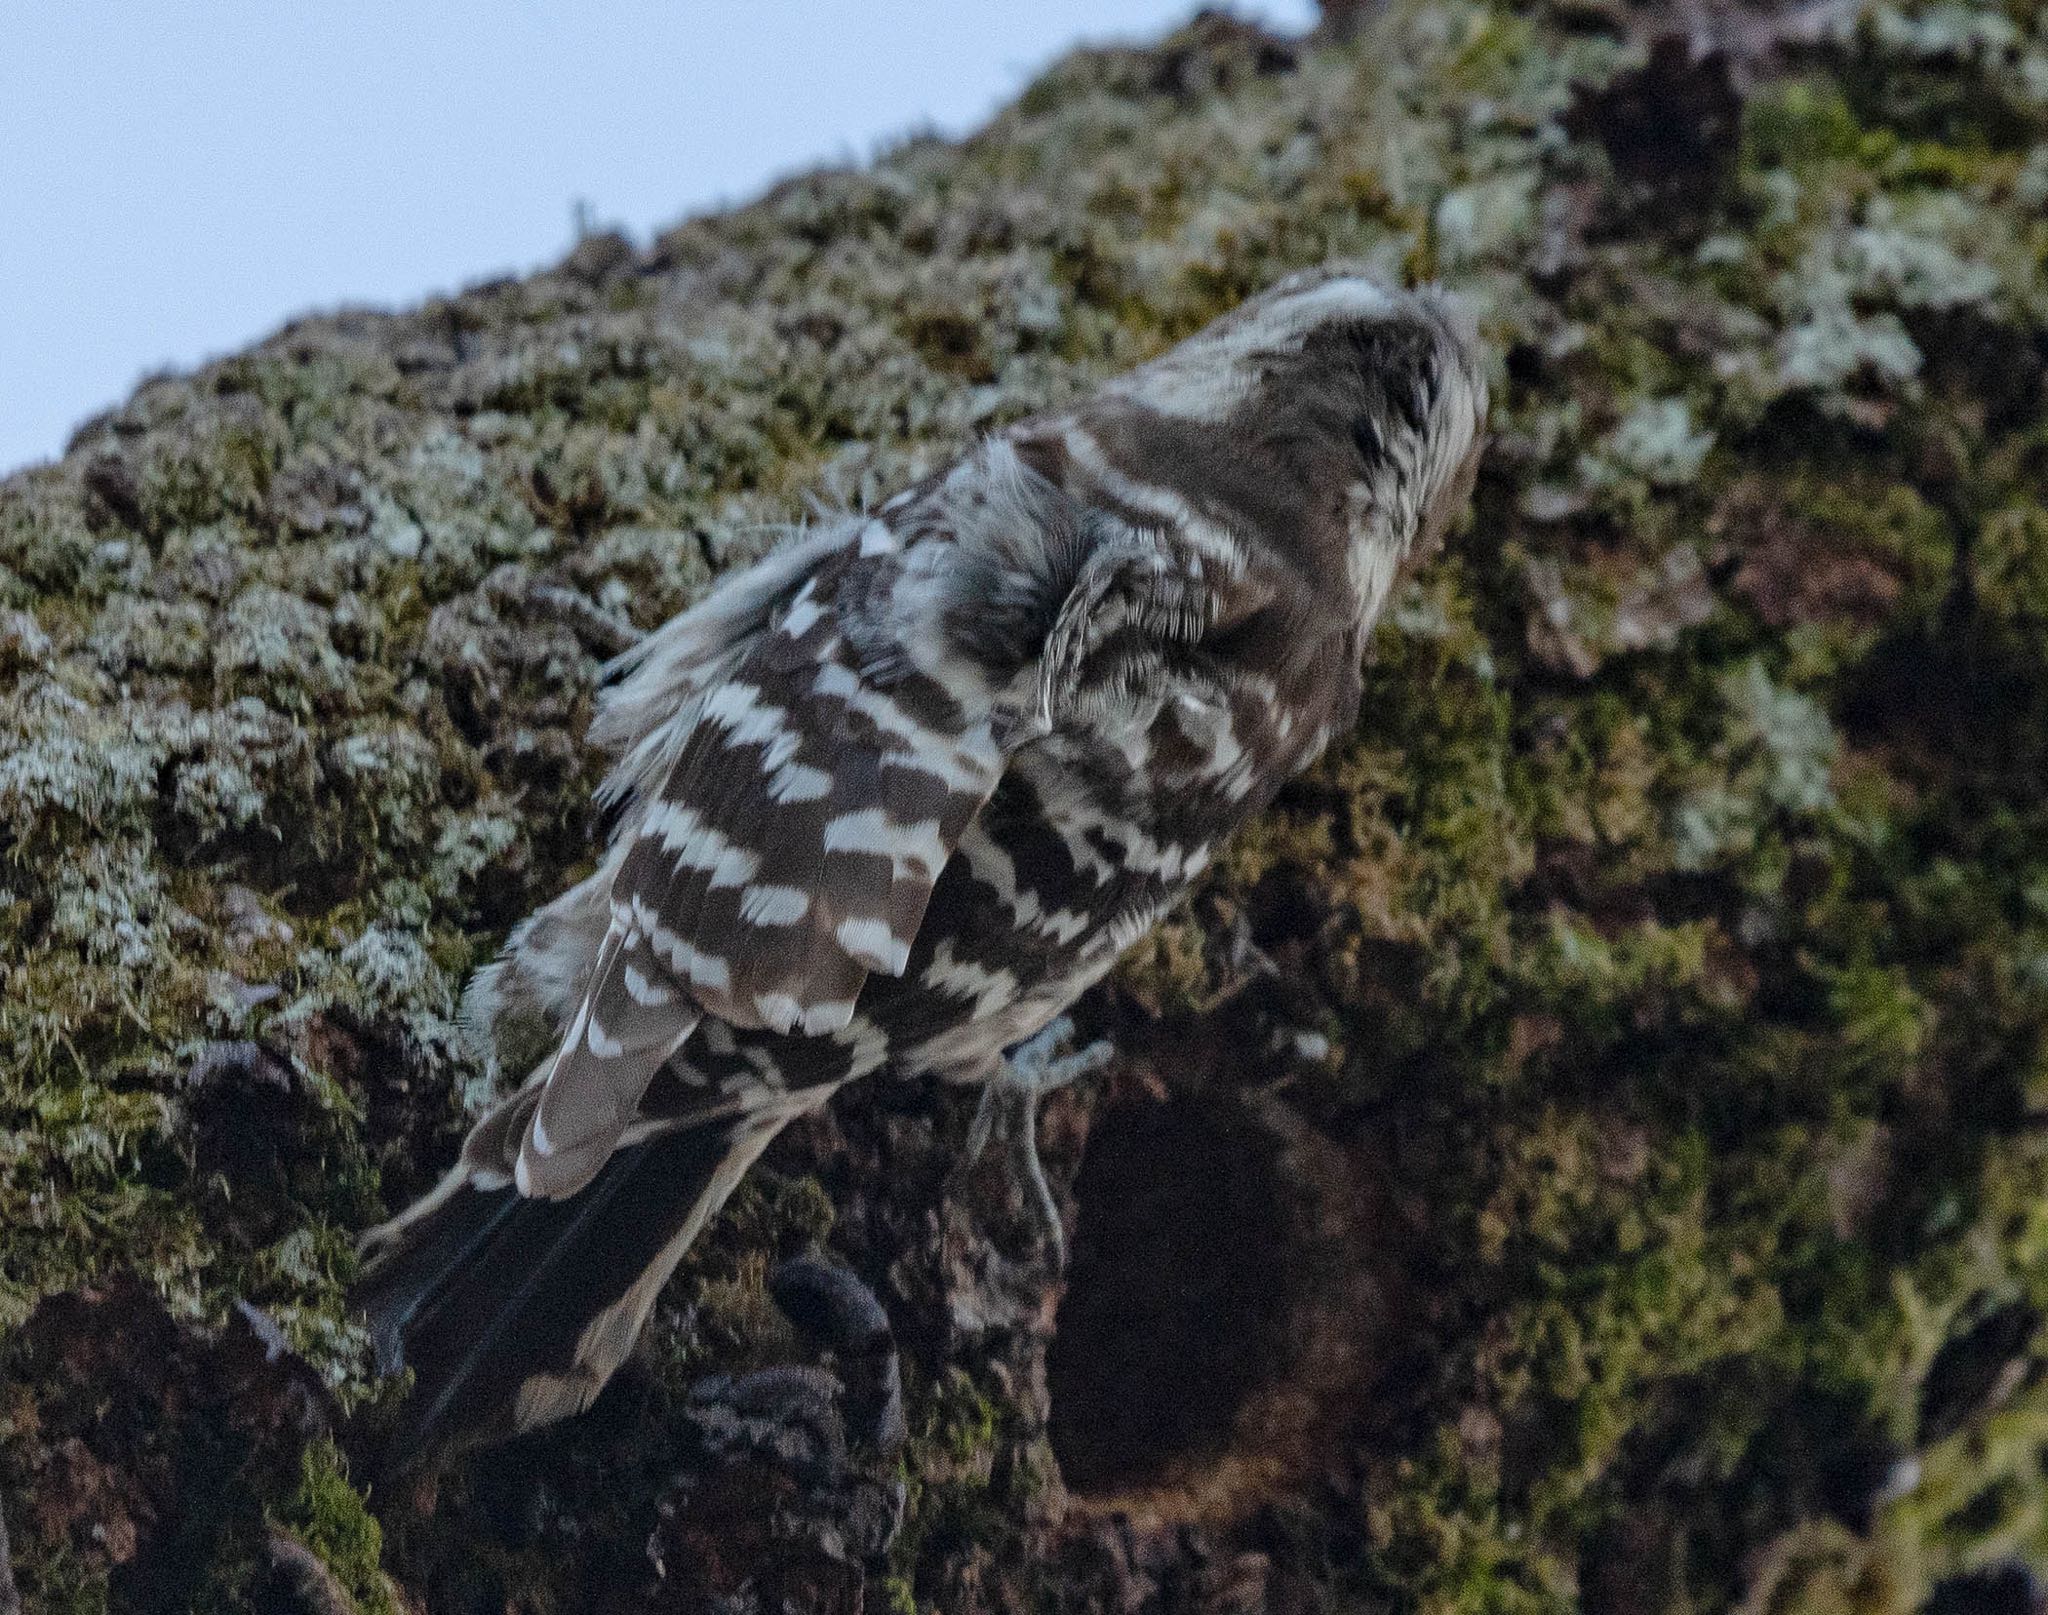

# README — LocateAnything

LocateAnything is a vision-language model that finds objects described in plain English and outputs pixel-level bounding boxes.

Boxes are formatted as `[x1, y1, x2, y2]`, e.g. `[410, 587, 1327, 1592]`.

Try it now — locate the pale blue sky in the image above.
[0, 3, 1316, 476]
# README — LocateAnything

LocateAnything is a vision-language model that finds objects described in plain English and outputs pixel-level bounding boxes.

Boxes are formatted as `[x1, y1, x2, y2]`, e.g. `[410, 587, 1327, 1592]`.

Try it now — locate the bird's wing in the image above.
[516, 521, 1026, 1196]
[513, 458, 1292, 1200]
[460, 528, 849, 1054]
[587, 524, 851, 821]
[1037, 537, 1221, 727]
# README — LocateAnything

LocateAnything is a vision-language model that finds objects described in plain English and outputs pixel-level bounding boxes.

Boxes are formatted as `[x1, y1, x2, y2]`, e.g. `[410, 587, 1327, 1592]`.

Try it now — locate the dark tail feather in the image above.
[354, 1104, 791, 1470]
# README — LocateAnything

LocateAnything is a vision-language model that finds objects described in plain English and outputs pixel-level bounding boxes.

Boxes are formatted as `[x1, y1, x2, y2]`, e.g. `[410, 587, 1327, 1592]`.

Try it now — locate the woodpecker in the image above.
[355, 266, 1488, 1460]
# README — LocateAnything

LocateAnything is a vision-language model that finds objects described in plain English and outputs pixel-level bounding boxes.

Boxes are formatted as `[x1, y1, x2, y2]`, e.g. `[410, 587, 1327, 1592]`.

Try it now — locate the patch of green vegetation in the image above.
[272, 1440, 398, 1615]
[1744, 78, 1876, 176]
[886, 1366, 1020, 1613]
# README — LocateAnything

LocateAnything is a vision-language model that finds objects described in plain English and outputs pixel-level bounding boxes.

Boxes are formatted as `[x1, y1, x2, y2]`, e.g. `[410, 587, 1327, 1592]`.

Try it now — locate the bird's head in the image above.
[1053, 266, 1488, 626]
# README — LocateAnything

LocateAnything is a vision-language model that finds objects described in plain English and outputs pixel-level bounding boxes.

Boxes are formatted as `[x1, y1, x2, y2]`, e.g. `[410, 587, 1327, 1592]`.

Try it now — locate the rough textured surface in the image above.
[2, 1, 2047, 1609]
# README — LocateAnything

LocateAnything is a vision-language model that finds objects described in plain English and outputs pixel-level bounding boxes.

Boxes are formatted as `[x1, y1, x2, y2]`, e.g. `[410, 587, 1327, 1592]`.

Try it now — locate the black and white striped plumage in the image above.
[356, 267, 1488, 1458]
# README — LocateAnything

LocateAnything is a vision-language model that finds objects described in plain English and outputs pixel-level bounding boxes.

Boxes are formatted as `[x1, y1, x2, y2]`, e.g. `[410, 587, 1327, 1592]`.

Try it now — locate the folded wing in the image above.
[516, 527, 1015, 1196]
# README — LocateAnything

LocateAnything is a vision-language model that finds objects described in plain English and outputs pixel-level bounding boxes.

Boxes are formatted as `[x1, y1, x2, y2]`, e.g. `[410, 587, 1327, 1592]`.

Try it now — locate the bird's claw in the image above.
[960, 1017, 1113, 1267]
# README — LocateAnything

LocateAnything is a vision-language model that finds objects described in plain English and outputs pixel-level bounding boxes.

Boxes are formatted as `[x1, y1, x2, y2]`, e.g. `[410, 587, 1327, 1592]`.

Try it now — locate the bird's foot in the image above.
[961, 1017, 1113, 1267]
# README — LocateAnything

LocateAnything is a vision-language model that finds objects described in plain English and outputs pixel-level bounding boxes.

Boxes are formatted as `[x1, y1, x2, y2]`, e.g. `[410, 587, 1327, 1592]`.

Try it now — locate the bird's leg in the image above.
[961, 1017, 1113, 1266]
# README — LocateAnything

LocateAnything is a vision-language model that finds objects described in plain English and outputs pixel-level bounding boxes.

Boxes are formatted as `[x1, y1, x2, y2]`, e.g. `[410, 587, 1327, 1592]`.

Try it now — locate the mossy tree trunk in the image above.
[4, 3, 2048, 1611]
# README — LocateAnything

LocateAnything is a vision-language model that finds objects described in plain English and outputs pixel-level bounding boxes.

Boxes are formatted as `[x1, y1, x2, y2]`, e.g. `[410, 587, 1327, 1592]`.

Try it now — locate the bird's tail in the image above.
[353, 1093, 805, 1469]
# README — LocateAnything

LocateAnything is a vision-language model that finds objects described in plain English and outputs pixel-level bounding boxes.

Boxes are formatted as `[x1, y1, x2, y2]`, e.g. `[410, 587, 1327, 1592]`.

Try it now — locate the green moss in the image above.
[272, 1440, 398, 1615]
[9, 1543, 113, 1615]
[1975, 504, 2048, 649]
[1744, 79, 1874, 176]
[886, 1366, 1020, 1612]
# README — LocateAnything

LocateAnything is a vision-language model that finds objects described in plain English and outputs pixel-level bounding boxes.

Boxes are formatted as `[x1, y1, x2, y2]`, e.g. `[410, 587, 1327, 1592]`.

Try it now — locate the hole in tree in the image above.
[1047, 1087, 1392, 1524]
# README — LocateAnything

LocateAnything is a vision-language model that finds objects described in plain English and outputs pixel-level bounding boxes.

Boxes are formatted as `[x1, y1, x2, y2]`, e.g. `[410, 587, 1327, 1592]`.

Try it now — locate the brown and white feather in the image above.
[358, 265, 1491, 1454]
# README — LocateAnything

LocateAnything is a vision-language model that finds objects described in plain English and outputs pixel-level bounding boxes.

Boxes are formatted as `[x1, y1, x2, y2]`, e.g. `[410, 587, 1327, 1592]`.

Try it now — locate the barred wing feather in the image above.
[515, 537, 1011, 1198]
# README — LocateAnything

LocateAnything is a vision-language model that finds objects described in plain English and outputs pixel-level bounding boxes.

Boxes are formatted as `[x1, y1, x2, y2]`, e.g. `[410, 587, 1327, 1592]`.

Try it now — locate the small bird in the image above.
[355, 266, 1488, 1460]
